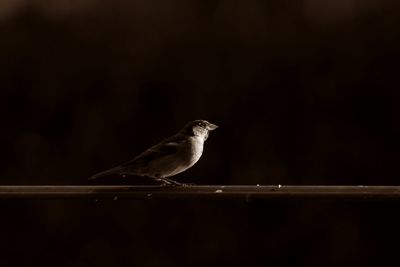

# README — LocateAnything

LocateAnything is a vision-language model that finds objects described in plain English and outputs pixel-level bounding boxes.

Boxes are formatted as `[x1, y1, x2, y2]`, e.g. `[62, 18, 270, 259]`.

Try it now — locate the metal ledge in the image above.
[1, 185, 400, 200]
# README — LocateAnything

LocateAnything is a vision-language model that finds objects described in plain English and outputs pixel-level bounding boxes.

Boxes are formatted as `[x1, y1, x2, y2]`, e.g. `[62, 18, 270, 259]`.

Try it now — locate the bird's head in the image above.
[182, 120, 218, 140]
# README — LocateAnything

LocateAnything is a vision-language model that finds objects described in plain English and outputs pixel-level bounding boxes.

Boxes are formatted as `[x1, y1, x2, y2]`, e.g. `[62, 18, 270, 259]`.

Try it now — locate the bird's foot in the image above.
[159, 182, 176, 187]
[156, 178, 193, 187]
[179, 183, 195, 187]
[164, 181, 183, 187]
[155, 178, 178, 187]
[165, 182, 196, 187]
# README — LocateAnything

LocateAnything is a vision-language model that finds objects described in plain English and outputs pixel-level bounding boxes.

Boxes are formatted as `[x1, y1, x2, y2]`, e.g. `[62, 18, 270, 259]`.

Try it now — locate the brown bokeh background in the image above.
[1, 0, 400, 266]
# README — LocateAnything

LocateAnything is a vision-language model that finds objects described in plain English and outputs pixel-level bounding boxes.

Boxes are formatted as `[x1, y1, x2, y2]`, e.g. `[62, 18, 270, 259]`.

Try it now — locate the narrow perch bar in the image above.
[1, 185, 400, 200]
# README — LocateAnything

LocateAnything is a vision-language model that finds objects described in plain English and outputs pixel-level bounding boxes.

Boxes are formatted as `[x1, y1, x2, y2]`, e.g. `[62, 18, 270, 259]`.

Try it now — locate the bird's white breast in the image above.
[147, 135, 205, 178]
[189, 136, 205, 164]
[167, 136, 204, 176]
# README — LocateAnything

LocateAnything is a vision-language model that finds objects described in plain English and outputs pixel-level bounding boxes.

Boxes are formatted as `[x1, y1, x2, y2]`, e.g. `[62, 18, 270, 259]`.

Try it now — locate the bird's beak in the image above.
[207, 123, 218, 131]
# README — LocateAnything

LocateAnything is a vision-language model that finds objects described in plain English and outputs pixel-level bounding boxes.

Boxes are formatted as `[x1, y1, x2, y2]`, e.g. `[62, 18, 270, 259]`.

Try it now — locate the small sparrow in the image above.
[89, 120, 218, 186]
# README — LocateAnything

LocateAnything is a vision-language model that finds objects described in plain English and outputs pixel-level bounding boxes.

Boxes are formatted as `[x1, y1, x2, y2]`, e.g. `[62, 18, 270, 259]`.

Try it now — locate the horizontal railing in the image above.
[1, 185, 400, 200]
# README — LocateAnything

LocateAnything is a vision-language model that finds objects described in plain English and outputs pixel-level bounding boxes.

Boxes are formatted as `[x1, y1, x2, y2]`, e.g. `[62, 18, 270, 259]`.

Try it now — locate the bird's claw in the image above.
[180, 183, 195, 187]
[159, 181, 195, 187]
[159, 182, 175, 187]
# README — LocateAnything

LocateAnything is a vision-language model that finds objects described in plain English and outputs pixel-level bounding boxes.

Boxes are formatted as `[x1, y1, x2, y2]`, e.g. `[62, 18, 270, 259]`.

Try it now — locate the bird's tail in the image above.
[88, 166, 123, 180]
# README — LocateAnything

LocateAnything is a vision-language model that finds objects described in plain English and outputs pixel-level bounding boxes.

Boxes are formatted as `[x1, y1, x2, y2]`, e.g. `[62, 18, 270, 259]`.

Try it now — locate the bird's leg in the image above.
[154, 177, 192, 187]
[152, 178, 175, 186]
[182, 182, 196, 186]
[161, 178, 182, 186]
[161, 180, 174, 186]
[161, 177, 195, 187]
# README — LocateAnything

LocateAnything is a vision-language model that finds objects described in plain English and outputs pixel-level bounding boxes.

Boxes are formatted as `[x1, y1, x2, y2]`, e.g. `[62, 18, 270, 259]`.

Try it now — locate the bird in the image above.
[89, 120, 218, 186]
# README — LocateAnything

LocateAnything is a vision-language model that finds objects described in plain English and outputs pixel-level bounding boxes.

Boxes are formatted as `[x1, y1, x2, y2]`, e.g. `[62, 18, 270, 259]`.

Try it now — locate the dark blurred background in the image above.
[1, 0, 400, 266]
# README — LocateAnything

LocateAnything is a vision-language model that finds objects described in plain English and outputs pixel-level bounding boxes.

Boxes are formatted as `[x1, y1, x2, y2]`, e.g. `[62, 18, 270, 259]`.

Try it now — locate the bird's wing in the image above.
[88, 140, 182, 179]
[120, 134, 186, 169]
